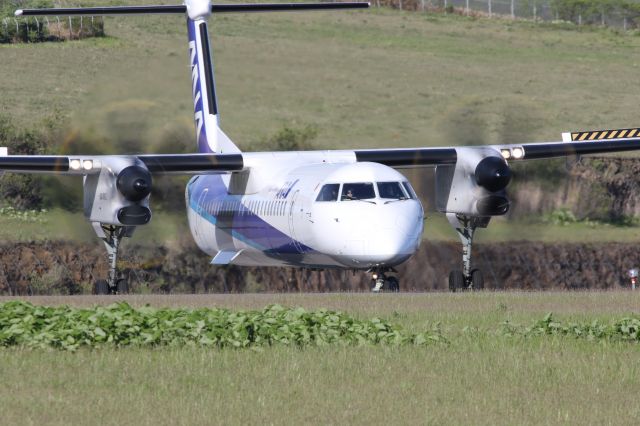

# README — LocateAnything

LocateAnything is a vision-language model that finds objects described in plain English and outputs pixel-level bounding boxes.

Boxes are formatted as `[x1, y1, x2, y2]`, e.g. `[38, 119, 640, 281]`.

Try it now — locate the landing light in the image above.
[500, 149, 511, 159]
[70, 159, 81, 170]
[83, 160, 93, 171]
[512, 147, 524, 159]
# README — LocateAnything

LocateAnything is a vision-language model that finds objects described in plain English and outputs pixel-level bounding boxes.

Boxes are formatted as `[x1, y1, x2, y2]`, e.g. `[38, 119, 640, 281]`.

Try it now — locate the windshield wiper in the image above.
[344, 198, 376, 205]
[384, 197, 408, 204]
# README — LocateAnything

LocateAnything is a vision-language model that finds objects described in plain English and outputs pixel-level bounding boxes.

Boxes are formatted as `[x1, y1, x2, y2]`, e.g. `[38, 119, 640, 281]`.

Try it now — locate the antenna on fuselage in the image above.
[16, 1, 370, 154]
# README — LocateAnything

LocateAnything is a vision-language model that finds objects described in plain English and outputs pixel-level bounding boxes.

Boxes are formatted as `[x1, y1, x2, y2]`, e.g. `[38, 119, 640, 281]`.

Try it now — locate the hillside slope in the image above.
[2, 8, 640, 150]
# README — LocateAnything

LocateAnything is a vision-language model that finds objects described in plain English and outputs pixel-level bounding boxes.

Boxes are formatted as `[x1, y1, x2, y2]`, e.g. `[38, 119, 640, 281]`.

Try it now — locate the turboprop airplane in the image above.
[4, 1, 640, 294]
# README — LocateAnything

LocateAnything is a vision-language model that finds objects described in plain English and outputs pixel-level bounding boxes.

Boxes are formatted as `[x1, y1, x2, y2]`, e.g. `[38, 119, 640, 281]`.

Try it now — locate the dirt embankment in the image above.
[1, 240, 638, 295]
[512, 158, 640, 220]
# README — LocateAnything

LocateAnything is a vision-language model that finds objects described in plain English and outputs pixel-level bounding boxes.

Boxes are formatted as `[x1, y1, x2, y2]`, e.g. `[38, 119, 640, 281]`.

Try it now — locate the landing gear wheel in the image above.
[94, 279, 109, 295]
[385, 276, 400, 292]
[471, 269, 484, 291]
[116, 278, 129, 294]
[371, 278, 384, 293]
[448, 270, 465, 292]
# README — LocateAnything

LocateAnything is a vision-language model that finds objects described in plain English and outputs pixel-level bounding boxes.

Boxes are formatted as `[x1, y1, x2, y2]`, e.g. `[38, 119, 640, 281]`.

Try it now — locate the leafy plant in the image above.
[0, 302, 445, 351]
[501, 313, 640, 341]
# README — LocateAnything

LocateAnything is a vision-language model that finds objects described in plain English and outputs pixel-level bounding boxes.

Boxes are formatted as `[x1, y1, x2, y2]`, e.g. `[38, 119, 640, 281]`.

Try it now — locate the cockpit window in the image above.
[341, 183, 375, 201]
[402, 181, 417, 199]
[316, 183, 340, 202]
[377, 182, 406, 199]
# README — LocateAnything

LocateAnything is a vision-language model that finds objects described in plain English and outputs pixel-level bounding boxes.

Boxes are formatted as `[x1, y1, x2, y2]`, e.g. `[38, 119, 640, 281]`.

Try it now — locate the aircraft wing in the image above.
[353, 136, 640, 167]
[0, 153, 244, 175]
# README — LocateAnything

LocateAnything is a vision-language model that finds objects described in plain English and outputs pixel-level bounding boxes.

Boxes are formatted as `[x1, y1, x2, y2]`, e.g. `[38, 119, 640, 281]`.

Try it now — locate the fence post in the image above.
[68, 16, 72, 39]
[578, 13, 582, 26]
[444, 0, 447, 12]
[533, 3, 537, 20]
[421, 0, 425, 12]
[510, 0, 514, 18]
[624, 16, 627, 31]
[399, 0, 402, 10]
[465, 0, 469, 15]
[56, 16, 61, 38]
[80, 16, 83, 38]
[488, 0, 492, 17]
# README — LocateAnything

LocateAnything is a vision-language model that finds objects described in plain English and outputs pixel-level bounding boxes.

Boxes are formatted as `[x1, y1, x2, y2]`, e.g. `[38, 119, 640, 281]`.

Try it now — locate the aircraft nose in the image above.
[372, 201, 423, 262]
[375, 231, 414, 262]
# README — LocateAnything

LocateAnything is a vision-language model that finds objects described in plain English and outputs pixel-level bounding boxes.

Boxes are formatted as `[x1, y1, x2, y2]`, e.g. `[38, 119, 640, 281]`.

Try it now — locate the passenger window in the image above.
[377, 182, 406, 199]
[316, 184, 340, 202]
[341, 183, 375, 201]
[402, 181, 417, 200]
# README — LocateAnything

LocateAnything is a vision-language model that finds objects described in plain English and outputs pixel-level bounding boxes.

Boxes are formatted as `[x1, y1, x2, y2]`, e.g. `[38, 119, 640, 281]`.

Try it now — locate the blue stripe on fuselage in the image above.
[187, 175, 315, 254]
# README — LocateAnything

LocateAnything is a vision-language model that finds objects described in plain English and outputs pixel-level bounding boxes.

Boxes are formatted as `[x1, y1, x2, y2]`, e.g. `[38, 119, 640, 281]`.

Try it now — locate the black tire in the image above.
[94, 279, 109, 295]
[448, 270, 464, 292]
[385, 276, 400, 292]
[471, 269, 484, 291]
[116, 278, 129, 295]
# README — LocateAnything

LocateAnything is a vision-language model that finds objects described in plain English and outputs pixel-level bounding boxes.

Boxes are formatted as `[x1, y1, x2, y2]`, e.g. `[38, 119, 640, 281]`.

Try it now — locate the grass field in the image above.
[3, 6, 640, 150]
[1, 292, 639, 425]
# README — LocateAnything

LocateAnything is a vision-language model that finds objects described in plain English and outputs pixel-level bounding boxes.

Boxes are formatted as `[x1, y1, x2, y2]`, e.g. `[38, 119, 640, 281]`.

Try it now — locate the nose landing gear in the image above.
[369, 268, 400, 292]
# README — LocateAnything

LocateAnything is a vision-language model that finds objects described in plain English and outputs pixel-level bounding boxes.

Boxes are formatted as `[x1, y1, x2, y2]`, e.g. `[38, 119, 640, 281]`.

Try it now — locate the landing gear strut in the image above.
[93, 224, 133, 295]
[447, 213, 487, 292]
[369, 268, 400, 293]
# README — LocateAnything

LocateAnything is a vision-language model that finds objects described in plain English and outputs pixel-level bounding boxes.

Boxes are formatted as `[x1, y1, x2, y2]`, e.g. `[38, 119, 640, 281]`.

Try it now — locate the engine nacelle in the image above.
[435, 147, 511, 216]
[83, 157, 152, 226]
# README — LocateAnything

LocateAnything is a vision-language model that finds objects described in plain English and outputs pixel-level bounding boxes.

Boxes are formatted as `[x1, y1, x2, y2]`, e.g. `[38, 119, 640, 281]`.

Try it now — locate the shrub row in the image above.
[0, 301, 444, 351]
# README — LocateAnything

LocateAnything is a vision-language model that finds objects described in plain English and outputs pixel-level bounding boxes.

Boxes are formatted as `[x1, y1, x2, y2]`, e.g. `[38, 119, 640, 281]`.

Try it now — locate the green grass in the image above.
[3, 8, 640, 150]
[1, 292, 640, 425]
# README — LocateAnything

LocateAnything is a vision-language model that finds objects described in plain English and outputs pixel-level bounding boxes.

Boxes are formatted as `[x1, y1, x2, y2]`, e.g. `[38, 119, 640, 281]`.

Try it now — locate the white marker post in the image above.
[628, 269, 638, 290]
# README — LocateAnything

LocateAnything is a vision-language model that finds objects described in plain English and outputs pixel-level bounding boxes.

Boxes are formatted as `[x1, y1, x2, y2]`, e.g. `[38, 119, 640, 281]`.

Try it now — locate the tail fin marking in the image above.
[187, 17, 240, 154]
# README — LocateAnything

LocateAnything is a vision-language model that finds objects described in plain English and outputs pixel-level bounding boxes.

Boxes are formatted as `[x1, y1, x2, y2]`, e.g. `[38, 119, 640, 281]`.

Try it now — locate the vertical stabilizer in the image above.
[185, 0, 240, 154]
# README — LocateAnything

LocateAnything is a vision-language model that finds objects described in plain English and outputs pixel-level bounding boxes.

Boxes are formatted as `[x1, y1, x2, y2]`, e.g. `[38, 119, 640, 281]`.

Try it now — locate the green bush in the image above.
[544, 207, 578, 225]
[255, 124, 319, 151]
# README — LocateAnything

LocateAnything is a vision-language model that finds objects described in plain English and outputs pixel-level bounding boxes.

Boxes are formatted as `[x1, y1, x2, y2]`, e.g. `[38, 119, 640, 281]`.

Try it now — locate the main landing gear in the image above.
[447, 213, 487, 292]
[369, 268, 400, 293]
[93, 225, 132, 295]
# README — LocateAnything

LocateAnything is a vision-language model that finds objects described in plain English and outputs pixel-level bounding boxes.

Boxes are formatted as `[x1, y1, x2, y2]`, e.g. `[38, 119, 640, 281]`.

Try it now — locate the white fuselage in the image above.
[186, 152, 424, 269]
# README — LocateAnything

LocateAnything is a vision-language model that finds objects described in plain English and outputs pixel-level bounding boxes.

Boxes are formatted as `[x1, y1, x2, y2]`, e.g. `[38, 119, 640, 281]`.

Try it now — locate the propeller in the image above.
[475, 156, 511, 192]
[116, 166, 153, 202]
